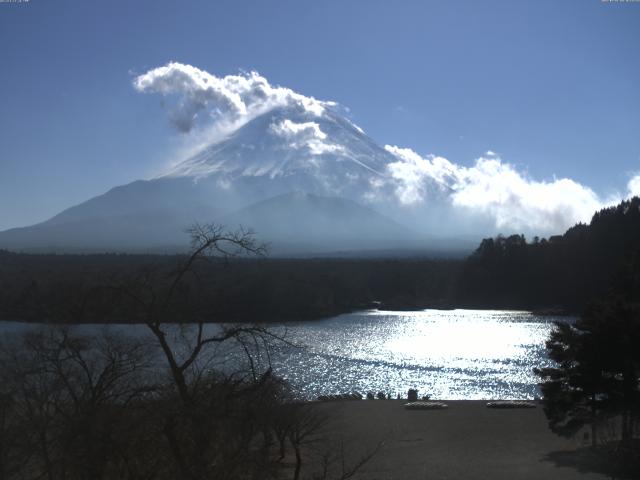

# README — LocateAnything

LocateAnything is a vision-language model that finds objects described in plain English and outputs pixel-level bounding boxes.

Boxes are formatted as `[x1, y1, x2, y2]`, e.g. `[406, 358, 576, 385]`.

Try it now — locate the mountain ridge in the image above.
[0, 104, 461, 254]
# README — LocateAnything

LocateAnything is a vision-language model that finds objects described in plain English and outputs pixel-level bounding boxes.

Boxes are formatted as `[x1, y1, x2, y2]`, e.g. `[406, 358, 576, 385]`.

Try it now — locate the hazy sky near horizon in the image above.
[0, 0, 639, 231]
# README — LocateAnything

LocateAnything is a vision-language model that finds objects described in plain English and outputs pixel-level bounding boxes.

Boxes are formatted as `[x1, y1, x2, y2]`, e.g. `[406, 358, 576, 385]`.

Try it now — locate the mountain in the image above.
[0, 103, 456, 254]
[222, 192, 419, 254]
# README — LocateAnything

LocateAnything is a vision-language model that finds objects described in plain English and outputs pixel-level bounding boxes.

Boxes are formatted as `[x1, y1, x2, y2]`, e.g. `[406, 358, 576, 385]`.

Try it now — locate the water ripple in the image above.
[268, 309, 571, 400]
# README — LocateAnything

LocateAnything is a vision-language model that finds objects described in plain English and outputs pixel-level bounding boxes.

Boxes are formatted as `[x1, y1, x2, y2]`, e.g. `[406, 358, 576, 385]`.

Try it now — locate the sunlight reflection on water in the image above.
[271, 309, 571, 400]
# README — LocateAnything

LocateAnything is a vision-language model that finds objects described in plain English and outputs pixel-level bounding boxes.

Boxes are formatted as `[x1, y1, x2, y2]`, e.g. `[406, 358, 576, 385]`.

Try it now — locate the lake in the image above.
[0, 309, 570, 400]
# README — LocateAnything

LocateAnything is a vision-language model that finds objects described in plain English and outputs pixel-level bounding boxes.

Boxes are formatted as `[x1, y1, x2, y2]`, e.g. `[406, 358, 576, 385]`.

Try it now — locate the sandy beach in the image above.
[306, 400, 610, 480]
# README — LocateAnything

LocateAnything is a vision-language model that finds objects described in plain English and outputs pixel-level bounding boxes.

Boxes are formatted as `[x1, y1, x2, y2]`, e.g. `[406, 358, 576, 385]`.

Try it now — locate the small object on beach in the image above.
[366, 392, 375, 400]
[377, 391, 386, 400]
[486, 400, 537, 409]
[407, 388, 418, 401]
[421, 395, 431, 400]
[404, 401, 448, 410]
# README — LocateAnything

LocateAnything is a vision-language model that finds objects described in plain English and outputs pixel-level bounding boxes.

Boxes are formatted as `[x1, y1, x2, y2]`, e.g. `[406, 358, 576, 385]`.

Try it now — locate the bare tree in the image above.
[312, 439, 384, 480]
[287, 403, 328, 480]
[0, 327, 157, 480]
[100, 224, 295, 479]
[0, 223, 380, 480]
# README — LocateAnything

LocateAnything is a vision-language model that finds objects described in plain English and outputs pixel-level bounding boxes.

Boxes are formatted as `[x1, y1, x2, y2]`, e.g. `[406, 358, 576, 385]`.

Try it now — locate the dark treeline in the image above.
[455, 197, 640, 312]
[0, 251, 460, 323]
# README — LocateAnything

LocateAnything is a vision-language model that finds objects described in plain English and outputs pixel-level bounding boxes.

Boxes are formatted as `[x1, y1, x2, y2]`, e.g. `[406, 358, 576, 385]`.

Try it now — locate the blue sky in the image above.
[0, 0, 639, 230]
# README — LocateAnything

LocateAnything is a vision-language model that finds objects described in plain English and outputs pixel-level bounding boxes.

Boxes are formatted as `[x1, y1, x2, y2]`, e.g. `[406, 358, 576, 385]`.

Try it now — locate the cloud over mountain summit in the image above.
[134, 63, 329, 134]
[134, 62, 637, 236]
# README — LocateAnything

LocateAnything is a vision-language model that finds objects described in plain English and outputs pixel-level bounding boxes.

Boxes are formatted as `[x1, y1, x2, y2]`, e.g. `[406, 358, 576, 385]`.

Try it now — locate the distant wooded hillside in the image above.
[455, 197, 640, 311]
[0, 252, 460, 323]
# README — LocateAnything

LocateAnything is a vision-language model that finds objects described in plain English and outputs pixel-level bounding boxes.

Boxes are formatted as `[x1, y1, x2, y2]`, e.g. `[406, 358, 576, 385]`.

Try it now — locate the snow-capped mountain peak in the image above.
[161, 104, 395, 200]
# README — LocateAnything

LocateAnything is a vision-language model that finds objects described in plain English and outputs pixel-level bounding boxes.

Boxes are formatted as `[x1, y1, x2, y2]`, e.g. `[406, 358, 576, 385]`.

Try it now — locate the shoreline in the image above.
[0, 305, 577, 325]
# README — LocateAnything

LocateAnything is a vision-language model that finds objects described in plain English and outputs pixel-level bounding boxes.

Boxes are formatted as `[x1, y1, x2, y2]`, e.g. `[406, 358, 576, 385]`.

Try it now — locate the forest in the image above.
[454, 196, 640, 311]
[0, 251, 460, 323]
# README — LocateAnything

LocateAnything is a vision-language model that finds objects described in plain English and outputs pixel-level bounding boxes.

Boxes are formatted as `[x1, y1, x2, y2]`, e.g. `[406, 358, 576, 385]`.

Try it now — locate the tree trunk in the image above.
[163, 415, 196, 480]
[591, 394, 597, 448]
[622, 409, 630, 445]
[293, 444, 302, 480]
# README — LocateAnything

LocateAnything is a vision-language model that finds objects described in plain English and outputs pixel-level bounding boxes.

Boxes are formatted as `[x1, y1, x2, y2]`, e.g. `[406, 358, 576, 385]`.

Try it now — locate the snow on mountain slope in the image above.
[36, 103, 401, 226]
[0, 103, 429, 253]
[160, 103, 398, 205]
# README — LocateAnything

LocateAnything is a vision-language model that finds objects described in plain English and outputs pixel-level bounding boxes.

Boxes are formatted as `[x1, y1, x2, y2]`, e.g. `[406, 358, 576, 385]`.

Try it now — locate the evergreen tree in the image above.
[536, 300, 640, 447]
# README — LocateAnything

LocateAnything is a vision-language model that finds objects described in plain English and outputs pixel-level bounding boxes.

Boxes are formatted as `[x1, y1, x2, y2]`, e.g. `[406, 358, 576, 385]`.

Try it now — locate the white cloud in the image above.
[628, 174, 640, 197]
[134, 62, 330, 133]
[385, 145, 605, 233]
[270, 119, 326, 140]
[450, 158, 603, 232]
[269, 119, 343, 155]
[385, 145, 461, 204]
